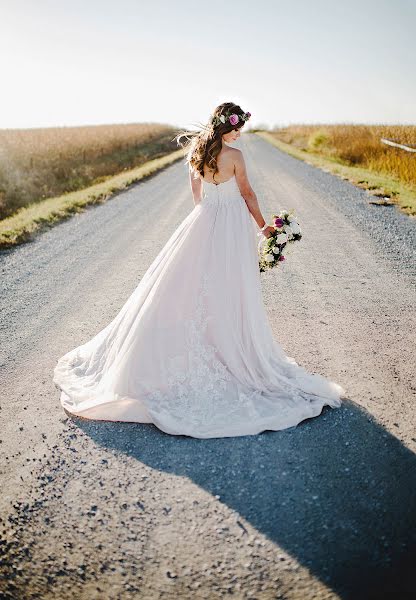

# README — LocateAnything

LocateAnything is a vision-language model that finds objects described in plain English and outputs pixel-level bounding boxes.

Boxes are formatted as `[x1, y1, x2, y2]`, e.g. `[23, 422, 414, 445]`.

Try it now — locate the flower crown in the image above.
[211, 110, 251, 128]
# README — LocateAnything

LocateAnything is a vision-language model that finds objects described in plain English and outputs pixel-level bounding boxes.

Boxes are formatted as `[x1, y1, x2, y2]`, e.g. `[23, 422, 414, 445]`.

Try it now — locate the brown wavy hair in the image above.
[173, 102, 247, 183]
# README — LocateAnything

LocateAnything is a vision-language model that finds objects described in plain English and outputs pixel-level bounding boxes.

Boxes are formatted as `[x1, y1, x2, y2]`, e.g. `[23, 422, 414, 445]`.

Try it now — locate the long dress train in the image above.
[53, 173, 346, 438]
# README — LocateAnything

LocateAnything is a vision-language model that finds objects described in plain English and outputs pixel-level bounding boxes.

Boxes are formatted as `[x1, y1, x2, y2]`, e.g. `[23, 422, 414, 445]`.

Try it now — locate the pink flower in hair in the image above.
[229, 114, 239, 126]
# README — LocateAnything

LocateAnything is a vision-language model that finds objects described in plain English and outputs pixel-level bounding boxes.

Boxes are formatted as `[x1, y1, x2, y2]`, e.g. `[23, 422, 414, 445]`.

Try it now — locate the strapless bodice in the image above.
[201, 174, 241, 203]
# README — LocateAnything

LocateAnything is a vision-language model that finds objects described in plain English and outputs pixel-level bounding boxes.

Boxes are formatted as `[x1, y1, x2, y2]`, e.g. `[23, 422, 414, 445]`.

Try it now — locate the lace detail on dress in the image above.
[147, 272, 235, 428]
[145, 272, 317, 433]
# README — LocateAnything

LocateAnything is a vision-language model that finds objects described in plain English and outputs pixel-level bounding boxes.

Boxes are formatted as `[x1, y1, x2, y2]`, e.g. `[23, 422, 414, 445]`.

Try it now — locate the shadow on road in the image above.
[76, 399, 416, 600]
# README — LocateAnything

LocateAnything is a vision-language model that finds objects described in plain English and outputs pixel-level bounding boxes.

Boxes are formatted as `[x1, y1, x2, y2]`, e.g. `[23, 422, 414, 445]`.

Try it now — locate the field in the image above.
[0, 122, 179, 220]
[262, 124, 416, 215]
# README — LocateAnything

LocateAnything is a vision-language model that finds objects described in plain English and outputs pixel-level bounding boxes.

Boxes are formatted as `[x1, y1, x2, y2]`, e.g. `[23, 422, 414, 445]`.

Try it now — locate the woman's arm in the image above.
[189, 165, 203, 206]
[234, 150, 274, 236]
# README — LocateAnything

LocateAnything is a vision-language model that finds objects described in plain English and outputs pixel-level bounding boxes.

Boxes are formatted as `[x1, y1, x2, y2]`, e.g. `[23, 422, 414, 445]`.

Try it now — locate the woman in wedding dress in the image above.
[53, 102, 346, 439]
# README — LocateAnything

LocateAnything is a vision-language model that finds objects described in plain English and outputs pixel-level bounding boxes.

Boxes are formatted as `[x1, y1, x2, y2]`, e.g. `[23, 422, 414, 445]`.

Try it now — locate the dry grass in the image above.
[0, 122, 179, 220]
[272, 124, 416, 184]
[260, 125, 416, 216]
[0, 149, 184, 249]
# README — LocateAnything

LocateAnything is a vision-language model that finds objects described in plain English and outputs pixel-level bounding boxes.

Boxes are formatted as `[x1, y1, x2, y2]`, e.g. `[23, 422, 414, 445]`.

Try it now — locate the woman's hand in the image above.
[261, 225, 275, 239]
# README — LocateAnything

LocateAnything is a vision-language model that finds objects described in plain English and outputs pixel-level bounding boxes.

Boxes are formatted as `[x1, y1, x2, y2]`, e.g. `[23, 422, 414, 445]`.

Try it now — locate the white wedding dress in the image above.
[53, 172, 346, 438]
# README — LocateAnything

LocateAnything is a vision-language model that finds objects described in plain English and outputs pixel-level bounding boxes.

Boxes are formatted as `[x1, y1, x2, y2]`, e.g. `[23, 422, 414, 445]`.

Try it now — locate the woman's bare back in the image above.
[201, 146, 237, 184]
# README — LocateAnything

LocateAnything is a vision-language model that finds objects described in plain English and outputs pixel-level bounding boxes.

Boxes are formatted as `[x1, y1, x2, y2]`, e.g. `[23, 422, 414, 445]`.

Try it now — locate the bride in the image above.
[53, 102, 346, 439]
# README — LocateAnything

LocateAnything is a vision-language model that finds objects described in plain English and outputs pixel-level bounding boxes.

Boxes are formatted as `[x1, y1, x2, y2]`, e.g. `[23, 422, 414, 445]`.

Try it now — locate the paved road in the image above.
[1, 133, 415, 599]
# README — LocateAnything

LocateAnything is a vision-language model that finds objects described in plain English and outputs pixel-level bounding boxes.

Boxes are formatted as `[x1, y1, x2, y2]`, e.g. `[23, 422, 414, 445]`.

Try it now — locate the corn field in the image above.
[0, 122, 179, 220]
[271, 124, 416, 186]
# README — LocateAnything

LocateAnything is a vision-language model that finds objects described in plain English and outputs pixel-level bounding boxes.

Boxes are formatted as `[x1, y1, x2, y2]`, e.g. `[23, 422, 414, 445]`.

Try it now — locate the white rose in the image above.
[275, 233, 288, 244]
[219, 115, 225, 123]
[289, 221, 301, 234]
[272, 246, 280, 254]
[264, 254, 275, 263]
[258, 238, 269, 254]
[283, 224, 292, 234]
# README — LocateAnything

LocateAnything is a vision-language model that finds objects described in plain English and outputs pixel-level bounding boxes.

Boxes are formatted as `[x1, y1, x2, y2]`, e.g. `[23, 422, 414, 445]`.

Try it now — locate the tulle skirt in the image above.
[53, 180, 346, 438]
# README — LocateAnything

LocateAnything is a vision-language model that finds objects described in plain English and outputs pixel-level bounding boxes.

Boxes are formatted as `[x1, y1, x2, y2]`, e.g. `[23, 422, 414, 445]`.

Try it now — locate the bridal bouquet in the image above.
[257, 209, 302, 272]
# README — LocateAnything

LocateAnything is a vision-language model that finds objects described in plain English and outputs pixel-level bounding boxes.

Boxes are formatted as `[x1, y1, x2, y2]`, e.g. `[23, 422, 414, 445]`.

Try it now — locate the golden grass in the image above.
[0, 149, 184, 249]
[0, 122, 178, 220]
[257, 125, 416, 216]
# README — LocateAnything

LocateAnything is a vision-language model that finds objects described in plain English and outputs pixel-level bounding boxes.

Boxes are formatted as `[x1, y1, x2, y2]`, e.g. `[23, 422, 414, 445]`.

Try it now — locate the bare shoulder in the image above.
[230, 147, 246, 167]
[233, 148, 248, 171]
[188, 162, 200, 177]
[228, 147, 243, 159]
[218, 146, 243, 170]
[217, 145, 239, 164]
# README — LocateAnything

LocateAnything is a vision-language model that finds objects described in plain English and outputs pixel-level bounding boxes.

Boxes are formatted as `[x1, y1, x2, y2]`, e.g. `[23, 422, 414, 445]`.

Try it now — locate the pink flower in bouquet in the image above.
[274, 218, 284, 228]
[229, 114, 239, 125]
[279, 255, 285, 261]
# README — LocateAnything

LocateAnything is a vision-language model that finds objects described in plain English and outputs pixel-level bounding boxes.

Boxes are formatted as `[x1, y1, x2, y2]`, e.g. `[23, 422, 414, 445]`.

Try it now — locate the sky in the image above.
[1, 0, 415, 130]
